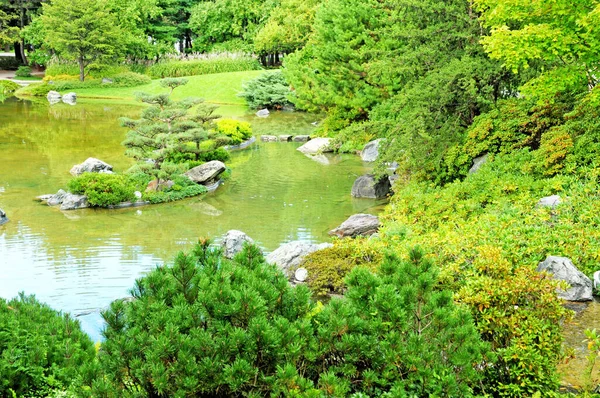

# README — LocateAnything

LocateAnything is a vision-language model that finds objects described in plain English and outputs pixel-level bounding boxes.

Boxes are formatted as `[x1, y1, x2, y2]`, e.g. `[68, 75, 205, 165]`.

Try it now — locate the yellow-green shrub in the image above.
[216, 119, 252, 144]
[301, 238, 382, 296]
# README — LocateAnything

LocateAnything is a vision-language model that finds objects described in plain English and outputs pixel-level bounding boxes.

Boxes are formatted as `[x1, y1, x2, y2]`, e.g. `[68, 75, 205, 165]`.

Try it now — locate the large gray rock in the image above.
[62, 92, 77, 105]
[0, 208, 8, 226]
[47, 189, 68, 206]
[537, 195, 562, 209]
[329, 214, 380, 238]
[266, 241, 332, 277]
[351, 174, 391, 199]
[297, 137, 333, 155]
[361, 139, 382, 162]
[221, 230, 255, 259]
[60, 194, 89, 211]
[536, 256, 593, 301]
[47, 90, 61, 101]
[469, 154, 488, 174]
[185, 160, 226, 185]
[256, 108, 269, 118]
[70, 158, 113, 176]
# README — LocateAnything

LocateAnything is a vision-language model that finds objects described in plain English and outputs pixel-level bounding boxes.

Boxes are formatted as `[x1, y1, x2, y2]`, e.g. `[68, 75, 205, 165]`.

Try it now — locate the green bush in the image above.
[148, 57, 262, 78]
[16, 82, 53, 96]
[301, 238, 381, 296]
[308, 250, 488, 397]
[45, 62, 129, 79]
[0, 293, 95, 397]
[0, 80, 20, 95]
[110, 72, 151, 87]
[216, 119, 252, 144]
[88, 242, 315, 397]
[15, 65, 32, 77]
[142, 177, 208, 204]
[238, 71, 294, 109]
[0, 56, 21, 70]
[68, 173, 136, 207]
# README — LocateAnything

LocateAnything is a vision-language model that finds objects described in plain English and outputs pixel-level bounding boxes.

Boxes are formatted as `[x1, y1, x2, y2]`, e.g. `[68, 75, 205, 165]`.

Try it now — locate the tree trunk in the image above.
[19, 7, 28, 65]
[78, 56, 85, 81]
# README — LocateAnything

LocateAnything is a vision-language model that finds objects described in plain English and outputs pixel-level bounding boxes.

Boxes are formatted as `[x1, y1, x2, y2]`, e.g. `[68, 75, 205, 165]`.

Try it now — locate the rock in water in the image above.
[361, 139, 382, 162]
[62, 92, 77, 105]
[46, 189, 68, 206]
[221, 230, 256, 259]
[261, 135, 278, 142]
[329, 214, 380, 238]
[47, 90, 61, 102]
[469, 154, 488, 174]
[256, 109, 270, 118]
[0, 208, 8, 226]
[184, 161, 226, 185]
[60, 194, 89, 211]
[297, 137, 333, 155]
[536, 256, 593, 301]
[351, 174, 391, 199]
[537, 195, 562, 209]
[293, 135, 311, 142]
[279, 135, 292, 142]
[70, 158, 113, 176]
[266, 241, 332, 278]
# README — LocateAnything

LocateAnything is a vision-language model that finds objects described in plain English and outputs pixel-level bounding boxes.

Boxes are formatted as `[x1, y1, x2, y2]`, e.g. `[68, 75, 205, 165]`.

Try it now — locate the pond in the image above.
[0, 97, 383, 340]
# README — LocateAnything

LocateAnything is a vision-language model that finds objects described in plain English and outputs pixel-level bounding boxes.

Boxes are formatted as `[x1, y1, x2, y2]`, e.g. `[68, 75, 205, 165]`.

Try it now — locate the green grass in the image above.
[11, 76, 43, 81]
[71, 70, 265, 105]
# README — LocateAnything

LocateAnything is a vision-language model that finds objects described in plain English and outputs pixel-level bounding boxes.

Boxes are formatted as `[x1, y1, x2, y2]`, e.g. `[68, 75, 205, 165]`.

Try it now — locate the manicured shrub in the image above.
[0, 293, 95, 397]
[68, 173, 136, 207]
[238, 71, 294, 109]
[147, 56, 262, 78]
[142, 175, 208, 204]
[15, 65, 32, 77]
[110, 72, 151, 87]
[301, 238, 381, 296]
[216, 119, 252, 144]
[89, 242, 315, 397]
[0, 80, 19, 95]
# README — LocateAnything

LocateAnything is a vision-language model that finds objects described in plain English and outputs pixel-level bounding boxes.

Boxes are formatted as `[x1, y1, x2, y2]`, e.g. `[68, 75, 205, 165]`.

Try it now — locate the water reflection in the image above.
[0, 97, 382, 339]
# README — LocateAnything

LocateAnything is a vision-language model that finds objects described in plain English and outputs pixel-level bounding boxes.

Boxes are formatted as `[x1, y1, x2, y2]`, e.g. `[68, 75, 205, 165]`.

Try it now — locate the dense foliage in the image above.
[147, 55, 262, 79]
[0, 293, 95, 397]
[238, 71, 293, 110]
[67, 173, 136, 207]
[215, 119, 253, 145]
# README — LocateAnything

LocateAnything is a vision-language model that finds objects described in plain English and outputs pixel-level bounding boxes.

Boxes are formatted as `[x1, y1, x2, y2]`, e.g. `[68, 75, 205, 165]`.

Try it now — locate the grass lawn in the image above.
[73, 70, 265, 104]
[11, 76, 44, 81]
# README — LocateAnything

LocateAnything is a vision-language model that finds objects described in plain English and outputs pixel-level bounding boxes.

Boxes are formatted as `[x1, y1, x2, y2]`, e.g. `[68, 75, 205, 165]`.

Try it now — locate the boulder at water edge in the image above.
[185, 160, 226, 185]
[329, 214, 380, 238]
[536, 256, 593, 301]
[0, 208, 8, 226]
[221, 230, 256, 259]
[261, 135, 278, 142]
[60, 194, 89, 211]
[70, 157, 113, 176]
[537, 195, 562, 209]
[351, 174, 391, 199]
[297, 137, 333, 155]
[279, 135, 292, 142]
[46, 189, 68, 206]
[47, 90, 61, 102]
[293, 135, 311, 142]
[361, 139, 382, 162]
[256, 109, 269, 118]
[62, 92, 77, 105]
[266, 241, 332, 278]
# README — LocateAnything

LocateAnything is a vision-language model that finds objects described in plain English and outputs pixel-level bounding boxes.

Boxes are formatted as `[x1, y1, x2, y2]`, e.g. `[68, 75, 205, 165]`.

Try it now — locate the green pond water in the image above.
[0, 97, 383, 340]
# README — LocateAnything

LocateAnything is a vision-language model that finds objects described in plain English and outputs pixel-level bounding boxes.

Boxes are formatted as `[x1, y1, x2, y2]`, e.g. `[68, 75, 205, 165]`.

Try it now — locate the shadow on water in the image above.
[0, 97, 383, 340]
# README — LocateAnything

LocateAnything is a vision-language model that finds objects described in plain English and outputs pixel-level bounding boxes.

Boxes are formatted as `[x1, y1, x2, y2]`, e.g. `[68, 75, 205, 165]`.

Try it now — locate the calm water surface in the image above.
[0, 97, 382, 339]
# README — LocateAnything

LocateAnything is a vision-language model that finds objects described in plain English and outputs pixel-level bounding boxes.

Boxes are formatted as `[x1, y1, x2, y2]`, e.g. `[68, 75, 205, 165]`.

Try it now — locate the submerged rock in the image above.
[351, 174, 391, 199]
[266, 241, 332, 278]
[261, 135, 278, 142]
[60, 194, 89, 211]
[536, 256, 593, 302]
[329, 214, 380, 238]
[256, 108, 270, 118]
[70, 157, 113, 176]
[361, 139, 382, 162]
[221, 230, 256, 259]
[0, 208, 8, 226]
[185, 161, 226, 185]
[297, 137, 333, 155]
[293, 135, 311, 142]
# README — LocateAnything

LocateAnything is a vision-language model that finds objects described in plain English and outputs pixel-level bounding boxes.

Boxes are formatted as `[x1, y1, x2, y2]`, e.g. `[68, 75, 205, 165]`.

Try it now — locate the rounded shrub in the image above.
[0, 293, 95, 397]
[15, 65, 32, 77]
[238, 71, 294, 110]
[216, 119, 252, 144]
[0, 80, 20, 95]
[67, 173, 136, 207]
[111, 72, 151, 87]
